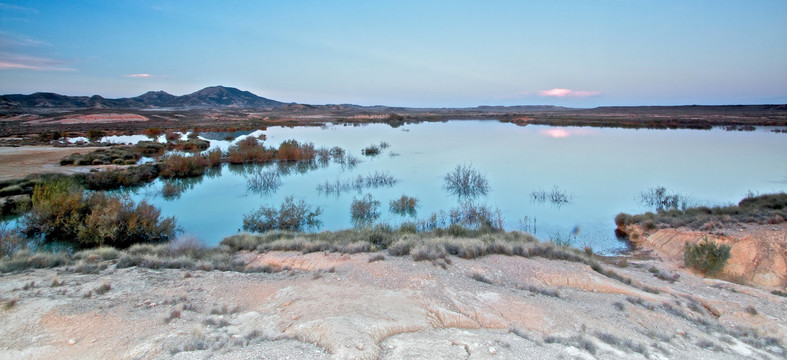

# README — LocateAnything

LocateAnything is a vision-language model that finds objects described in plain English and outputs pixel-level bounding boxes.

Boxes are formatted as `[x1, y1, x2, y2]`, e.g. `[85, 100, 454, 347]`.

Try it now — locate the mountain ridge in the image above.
[0, 86, 284, 110]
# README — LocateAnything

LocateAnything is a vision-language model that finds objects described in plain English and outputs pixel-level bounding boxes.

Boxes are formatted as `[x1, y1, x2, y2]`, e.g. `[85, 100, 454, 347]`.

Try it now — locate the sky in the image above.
[1, 0, 786, 107]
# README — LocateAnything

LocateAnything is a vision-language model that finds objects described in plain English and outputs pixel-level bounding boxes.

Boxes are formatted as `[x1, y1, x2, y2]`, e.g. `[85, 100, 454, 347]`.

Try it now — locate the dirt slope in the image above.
[1, 251, 784, 359]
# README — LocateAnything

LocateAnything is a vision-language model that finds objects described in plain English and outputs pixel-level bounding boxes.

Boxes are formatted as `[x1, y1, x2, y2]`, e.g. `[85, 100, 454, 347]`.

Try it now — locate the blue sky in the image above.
[1, 1, 785, 107]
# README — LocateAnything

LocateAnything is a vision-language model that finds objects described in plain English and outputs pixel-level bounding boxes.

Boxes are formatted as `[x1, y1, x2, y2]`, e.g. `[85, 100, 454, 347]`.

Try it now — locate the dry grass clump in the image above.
[594, 331, 649, 355]
[544, 334, 597, 355]
[0, 251, 71, 272]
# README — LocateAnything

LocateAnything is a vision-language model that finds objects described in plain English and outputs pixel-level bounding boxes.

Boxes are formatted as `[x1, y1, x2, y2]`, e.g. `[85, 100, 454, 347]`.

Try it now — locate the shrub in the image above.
[202, 148, 223, 167]
[684, 237, 731, 275]
[1, 224, 22, 257]
[172, 138, 210, 152]
[159, 154, 204, 178]
[361, 144, 381, 156]
[443, 164, 489, 198]
[243, 196, 322, 233]
[82, 165, 159, 190]
[86, 129, 105, 142]
[22, 179, 177, 248]
[389, 195, 418, 216]
[275, 140, 315, 162]
[351, 194, 381, 227]
[227, 137, 274, 164]
[144, 127, 163, 139]
[134, 141, 167, 156]
[38, 131, 62, 142]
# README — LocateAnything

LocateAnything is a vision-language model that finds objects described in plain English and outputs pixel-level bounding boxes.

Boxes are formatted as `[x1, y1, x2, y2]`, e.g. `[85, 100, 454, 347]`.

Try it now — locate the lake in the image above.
[121, 120, 786, 254]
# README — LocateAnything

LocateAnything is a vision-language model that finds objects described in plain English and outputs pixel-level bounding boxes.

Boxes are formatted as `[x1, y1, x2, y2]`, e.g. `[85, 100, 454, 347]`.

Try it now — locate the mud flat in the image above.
[0, 146, 103, 181]
[1, 248, 784, 359]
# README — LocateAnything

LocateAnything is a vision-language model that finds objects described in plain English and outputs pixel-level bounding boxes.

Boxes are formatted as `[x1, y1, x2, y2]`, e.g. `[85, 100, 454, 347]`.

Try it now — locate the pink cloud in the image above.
[124, 73, 171, 79]
[539, 88, 601, 98]
[0, 54, 74, 71]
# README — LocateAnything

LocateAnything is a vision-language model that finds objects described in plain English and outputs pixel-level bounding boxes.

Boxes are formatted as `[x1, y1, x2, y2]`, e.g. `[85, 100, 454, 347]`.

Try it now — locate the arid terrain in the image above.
[1, 237, 785, 360]
[1, 92, 786, 359]
[0, 146, 107, 181]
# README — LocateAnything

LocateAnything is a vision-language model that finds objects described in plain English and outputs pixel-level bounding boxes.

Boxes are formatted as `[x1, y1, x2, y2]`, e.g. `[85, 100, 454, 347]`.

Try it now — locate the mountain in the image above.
[170, 86, 283, 108]
[0, 86, 284, 110]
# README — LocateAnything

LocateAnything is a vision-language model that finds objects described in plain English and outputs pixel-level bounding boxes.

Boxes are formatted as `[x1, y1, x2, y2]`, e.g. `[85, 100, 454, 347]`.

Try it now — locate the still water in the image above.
[126, 120, 786, 254]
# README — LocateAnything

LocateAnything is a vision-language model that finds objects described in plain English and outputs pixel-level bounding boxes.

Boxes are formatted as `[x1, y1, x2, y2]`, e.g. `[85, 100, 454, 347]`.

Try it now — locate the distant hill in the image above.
[0, 86, 284, 110]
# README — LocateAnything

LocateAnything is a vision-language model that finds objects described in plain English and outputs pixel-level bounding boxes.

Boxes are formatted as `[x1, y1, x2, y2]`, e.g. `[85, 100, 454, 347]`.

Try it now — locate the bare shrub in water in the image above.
[448, 201, 504, 232]
[443, 164, 489, 198]
[389, 195, 419, 216]
[639, 186, 692, 211]
[242, 196, 322, 233]
[351, 194, 381, 227]
[246, 167, 282, 194]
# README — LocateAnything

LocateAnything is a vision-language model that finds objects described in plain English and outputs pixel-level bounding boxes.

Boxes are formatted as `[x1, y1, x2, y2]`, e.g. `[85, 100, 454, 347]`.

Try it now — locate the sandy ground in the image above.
[625, 223, 787, 288]
[0, 146, 103, 181]
[0, 250, 784, 359]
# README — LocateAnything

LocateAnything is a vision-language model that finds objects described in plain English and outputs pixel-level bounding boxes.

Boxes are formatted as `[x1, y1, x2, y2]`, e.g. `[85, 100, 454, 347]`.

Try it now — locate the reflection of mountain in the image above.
[198, 130, 256, 141]
[0, 86, 284, 109]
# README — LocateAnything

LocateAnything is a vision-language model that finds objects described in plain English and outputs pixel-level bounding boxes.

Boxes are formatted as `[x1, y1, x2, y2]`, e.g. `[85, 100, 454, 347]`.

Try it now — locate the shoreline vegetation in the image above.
[1, 103, 787, 140]
[0, 112, 785, 358]
[0, 115, 785, 288]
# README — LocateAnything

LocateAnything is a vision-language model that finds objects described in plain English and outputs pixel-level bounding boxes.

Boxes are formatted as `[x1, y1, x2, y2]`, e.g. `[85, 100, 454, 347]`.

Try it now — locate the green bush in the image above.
[243, 196, 322, 233]
[21, 179, 176, 248]
[684, 237, 731, 275]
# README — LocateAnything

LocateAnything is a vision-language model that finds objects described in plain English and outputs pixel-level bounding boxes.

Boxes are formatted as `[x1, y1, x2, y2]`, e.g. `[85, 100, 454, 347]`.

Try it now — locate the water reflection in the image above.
[119, 121, 786, 254]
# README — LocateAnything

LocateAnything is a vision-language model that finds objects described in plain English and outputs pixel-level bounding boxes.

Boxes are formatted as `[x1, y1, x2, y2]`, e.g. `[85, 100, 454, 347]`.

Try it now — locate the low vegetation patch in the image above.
[20, 177, 176, 249]
[159, 154, 205, 178]
[683, 237, 731, 275]
[60, 146, 140, 166]
[81, 164, 159, 190]
[616, 192, 787, 231]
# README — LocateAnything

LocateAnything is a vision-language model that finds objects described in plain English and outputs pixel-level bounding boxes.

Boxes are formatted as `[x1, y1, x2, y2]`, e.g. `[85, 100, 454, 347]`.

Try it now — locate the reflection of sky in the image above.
[540, 128, 599, 138]
[118, 121, 786, 254]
